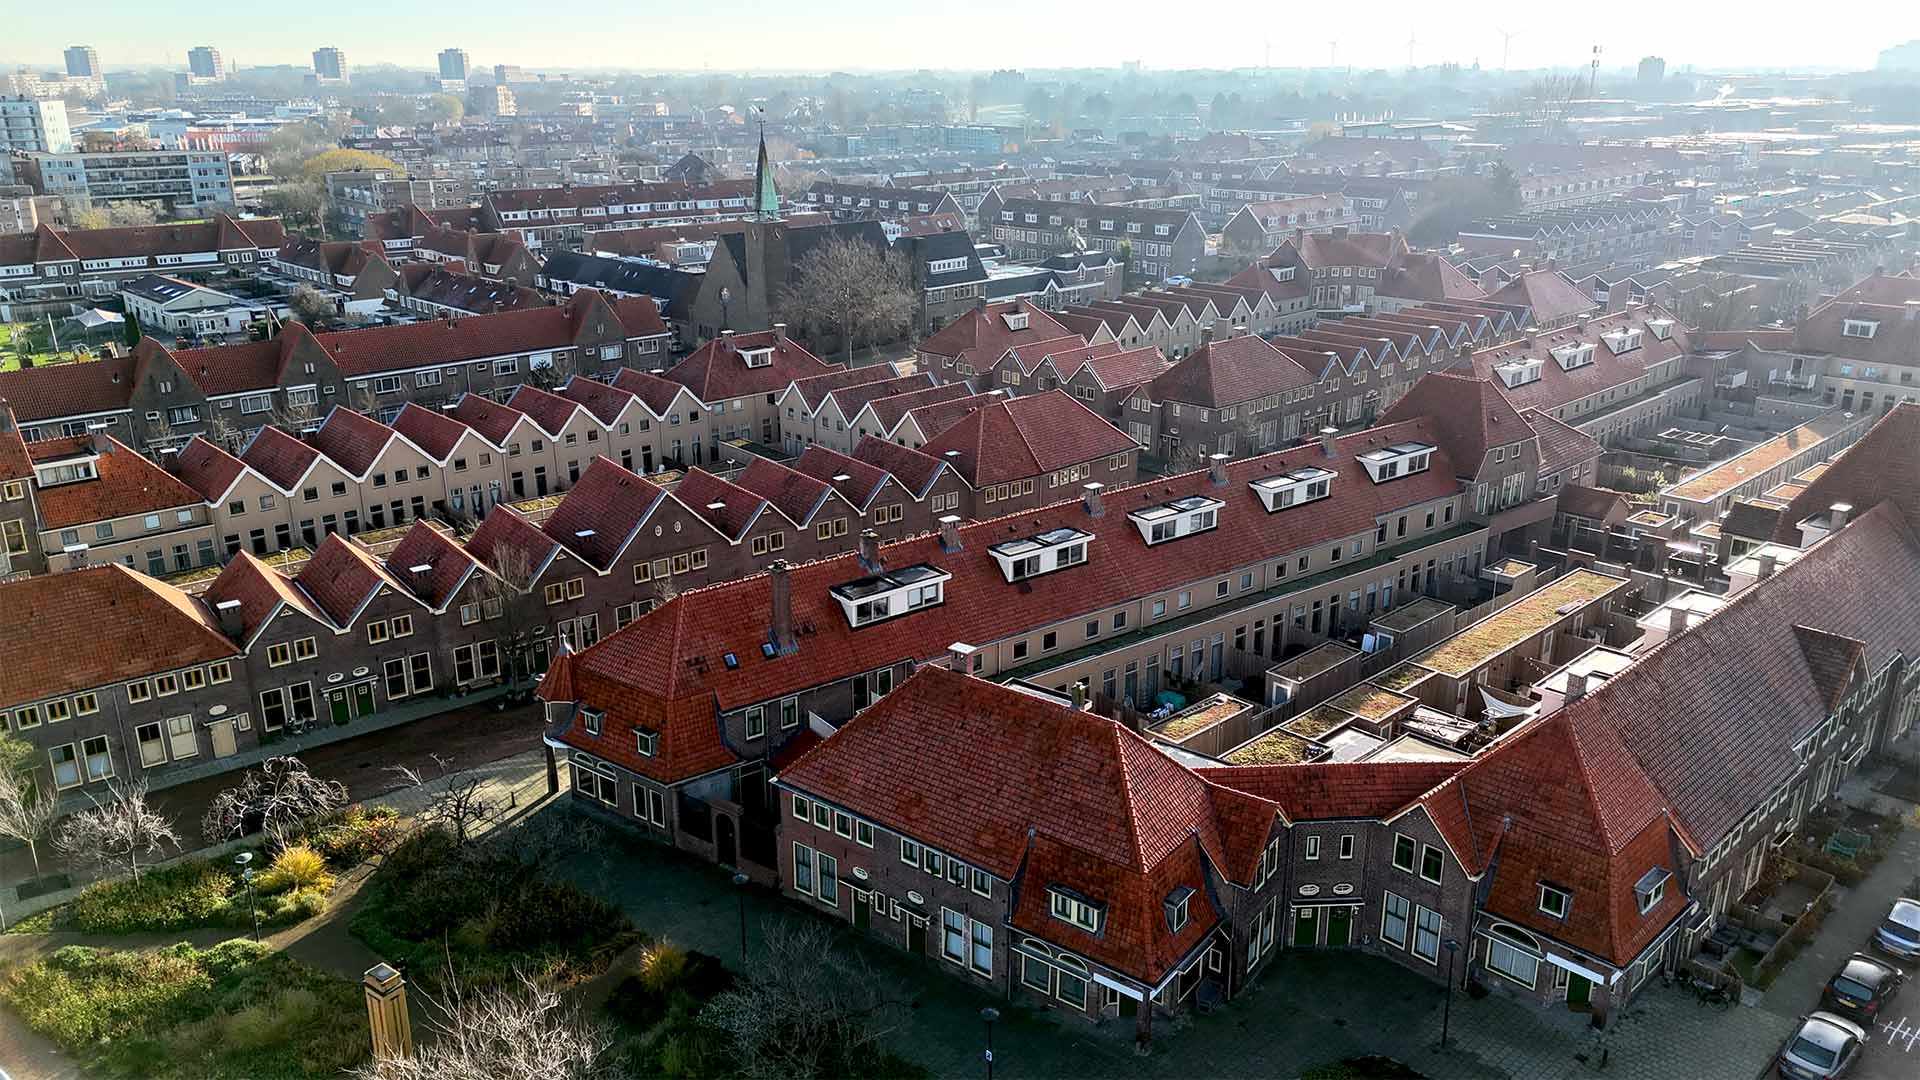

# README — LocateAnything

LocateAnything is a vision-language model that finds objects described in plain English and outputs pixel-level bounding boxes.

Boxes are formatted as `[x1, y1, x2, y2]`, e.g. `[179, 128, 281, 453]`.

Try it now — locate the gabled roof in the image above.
[172, 436, 248, 503]
[295, 533, 409, 626]
[1198, 761, 1467, 823]
[1082, 346, 1174, 393]
[0, 354, 136, 423]
[611, 367, 697, 417]
[1378, 372, 1527, 475]
[558, 376, 641, 426]
[919, 391, 1137, 487]
[307, 407, 396, 478]
[669, 469, 766, 542]
[1521, 408, 1603, 478]
[1769, 404, 1920, 543]
[540, 458, 663, 571]
[1147, 335, 1313, 408]
[856, 382, 977, 435]
[777, 666, 1278, 984]
[26, 435, 200, 529]
[239, 425, 321, 491]
[785, 366, 903, 414]
[203, 550, 331, 644]
[450, 394, 533, 446]
[1485, 269, 1600, 326]
[662, 330, 835, 404]
[1463, 306, 1691, 415]
[384, 521, 479, 611]
[917, 300, 1077, 363]
[389, 402, 480, 460]
[1557, 483, 1628, 523]
[506, 384, 590, 437]
[851, 437, 949, 498]
[791, 445, 891, 511]
[734, 458, 833, 528]
[0, 565, 237, 705]
[466, 504, 561, 579]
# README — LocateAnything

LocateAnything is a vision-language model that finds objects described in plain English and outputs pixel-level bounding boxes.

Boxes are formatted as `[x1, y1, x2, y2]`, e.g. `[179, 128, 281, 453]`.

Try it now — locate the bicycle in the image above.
[1696, 982, 1734, 1011]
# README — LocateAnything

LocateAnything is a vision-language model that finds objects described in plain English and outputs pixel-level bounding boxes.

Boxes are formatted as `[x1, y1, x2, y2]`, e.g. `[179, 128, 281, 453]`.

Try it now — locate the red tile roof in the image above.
[917, 301, 1077, 366]
[1792, 272, 1920, 366]
[0, 354, 137, 423]
[1148, 335, 1314, 408]
[611, 368, 694, 417]
[792, 445, 891, 511]
[450, 394, 533, 446]
[777, 666, 1278, 984]
[540, 457, 664, 570]
[506, 384, 588, 437]
[1198, 761, 1466, 823]
[295, 533, 407, 625]
[202, 550, 330, 643]
[1463, 306, 1691, 414]
[734, 458, 833, 527]
[662, 331, 835, 403]
[856, 382, 977, 435]
[26, 435, 201, 530]
[1522, 408, 1603, 478]
[669, 469, 767, 542]
[1082, 346, 1173, 393]
[466, 504, 561, 578]
[172, 436, 248, 502]
[851, 437, 949, 498]
[919, 390, 1137, 487]
[389, 402, 476, 460]
[384, 521, 480, 610]
[1378, 372, 1527, 477]
[240, 425, 321, 490]
[786, 366, 904, 414]
[0, 564, 238, 706]
[1556, 483, 1627, 523]
[1769, 403, 1920, 543]
[1485, 270, 1600, 326]
[307, 407, 396, 478]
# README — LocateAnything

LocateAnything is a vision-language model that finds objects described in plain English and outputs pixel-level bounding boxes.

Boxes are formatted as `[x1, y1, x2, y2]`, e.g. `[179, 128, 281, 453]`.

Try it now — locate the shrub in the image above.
[304, 806, 402, 868]
[60, 860, 236, 934]
[256, 845, 332, 895]
[640, 941, 690, 994]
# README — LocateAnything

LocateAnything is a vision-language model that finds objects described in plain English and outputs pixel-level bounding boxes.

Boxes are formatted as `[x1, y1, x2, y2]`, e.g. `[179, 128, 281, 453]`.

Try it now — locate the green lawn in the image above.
[0, 321, 95, 371]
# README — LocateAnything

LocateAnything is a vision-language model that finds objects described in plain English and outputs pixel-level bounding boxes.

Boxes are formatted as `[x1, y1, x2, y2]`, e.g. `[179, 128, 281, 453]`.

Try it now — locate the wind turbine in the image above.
[1496, 28, 1520, 72]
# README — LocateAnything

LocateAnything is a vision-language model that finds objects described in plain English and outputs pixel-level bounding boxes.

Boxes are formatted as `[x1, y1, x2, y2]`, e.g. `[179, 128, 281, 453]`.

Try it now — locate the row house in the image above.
[1656, 410, 1870, 526]
[0, 289, 671, 455]
[653, 327, 837, 454]
[1455, 201, 1675, 278]
[983, 253, 1129, 315]
[272, 238, 399, 315]
[1232, 228, 1486, 315]
[392, 265, 548, 317]
[532, 411, 1508, 888]
[891, 229, 989, 335]
[1465, 305, 1705, 448]
[985, 198, 1208, 283]
[978, 338, 1170, 416]
[0, 215, 285, 317]
[799, 181, 967, 222]
[1481, 269, 1601, 331]
[1378, 374, 1551, 555]
[1220, 195, 1360, 257]
[409, 224, 543, 286]
[918, 300, 1080, 391]
[0, 521, 509, 799]
[473, 180, 758, 252]
[972, 175, 1141, 227]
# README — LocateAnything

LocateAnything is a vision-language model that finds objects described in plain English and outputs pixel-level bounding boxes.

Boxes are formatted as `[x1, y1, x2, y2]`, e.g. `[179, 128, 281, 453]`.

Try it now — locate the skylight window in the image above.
[987, 527, 1091, 583]
[829, 564, 951, 628]
[1129, 496, 1221, 546]
[1251, 467, 1333, 511]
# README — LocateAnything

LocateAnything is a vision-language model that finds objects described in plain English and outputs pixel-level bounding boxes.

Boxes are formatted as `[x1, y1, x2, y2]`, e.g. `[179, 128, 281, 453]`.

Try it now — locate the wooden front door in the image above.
[1327, 906, 1354, 947]
[854, 898, 871, 931]
[209, 719, 237, 759]
[1566, 973, 1594, 1009]
[352, 682, 376, 718]
[327, 687, 351, 726]
[1293, 906, 1318, 947]
[907, 917, 927, 955]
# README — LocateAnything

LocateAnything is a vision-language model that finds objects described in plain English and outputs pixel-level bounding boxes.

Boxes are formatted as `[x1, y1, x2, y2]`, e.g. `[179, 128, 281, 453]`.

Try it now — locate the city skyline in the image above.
[6, 0, 1911, 75]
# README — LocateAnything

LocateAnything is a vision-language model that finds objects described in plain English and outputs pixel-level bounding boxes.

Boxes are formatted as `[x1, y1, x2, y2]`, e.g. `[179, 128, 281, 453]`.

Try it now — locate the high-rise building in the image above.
[0, 97, 74, 154]
[312, 47, 347, 81]
[437, 48, 470, 81]
[187, 46, 226, 81]
[494, 63, 526, 84]
[64, 46, 100, 78]
[1637, 56, 1667, 85]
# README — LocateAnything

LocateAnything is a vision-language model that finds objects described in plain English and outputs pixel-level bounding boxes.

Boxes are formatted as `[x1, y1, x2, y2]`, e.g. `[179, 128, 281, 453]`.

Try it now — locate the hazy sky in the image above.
[6, 0, 1907, 74]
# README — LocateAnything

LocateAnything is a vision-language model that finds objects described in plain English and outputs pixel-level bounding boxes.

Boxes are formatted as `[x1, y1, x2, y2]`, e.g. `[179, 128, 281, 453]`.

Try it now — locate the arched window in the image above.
[1054, 953, 1090, 1009]
[1019, 938, 1054, 995]
[1484, 923, 1542, 989]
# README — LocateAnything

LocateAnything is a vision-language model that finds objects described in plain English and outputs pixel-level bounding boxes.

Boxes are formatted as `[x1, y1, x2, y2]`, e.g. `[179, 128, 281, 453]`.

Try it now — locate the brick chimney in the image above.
[1199, 323, 1215, 346]
[214, 598, 245, 639]
[947, 641, 977, 673]
[1829, 502, 1852, 529]
[1565, 670, 1589, 700]
[1330, 225, 1349, 240]
[773, 322, 788, 343]
[1208, 452, 1229, 486]
[1082, 481, 1105, 517]
[1667, 604, 1689, 636]
[1756, 551, 1777, 580]
[768, 559, 796, 654]
[857, 528, 881, 570]
[720, 328, 735, 352]
[0, 398, 14, 436]
[937, 514, 963, 553]
[1319, 426, 1338, 458]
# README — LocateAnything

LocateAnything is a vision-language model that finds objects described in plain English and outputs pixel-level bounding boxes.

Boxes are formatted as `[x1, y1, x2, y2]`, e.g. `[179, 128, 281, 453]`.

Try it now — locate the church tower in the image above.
[752, 112, 780, 221]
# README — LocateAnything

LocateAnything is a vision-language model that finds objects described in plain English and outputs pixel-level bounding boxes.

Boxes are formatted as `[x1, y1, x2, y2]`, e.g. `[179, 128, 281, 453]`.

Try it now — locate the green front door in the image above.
[327, 688, 351, 726]
[352, 682, 375, 717]
[854, 899, 871, 931]
[1566, 973, 1593, 1009]
[1293, 906, 1318, 947]
[1327, 906, 1354, 947]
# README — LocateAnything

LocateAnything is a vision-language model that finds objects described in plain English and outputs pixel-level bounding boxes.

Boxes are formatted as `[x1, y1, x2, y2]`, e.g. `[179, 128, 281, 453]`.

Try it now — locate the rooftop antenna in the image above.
[1590, 45, 1602, 98]
[1496, 28, 1519, 73]
[1407, 32, 1418, 72]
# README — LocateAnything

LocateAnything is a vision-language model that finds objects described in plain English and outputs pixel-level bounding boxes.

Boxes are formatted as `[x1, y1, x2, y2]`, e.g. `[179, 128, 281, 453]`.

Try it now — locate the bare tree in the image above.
[0, 736, 58, 879]
[474, 545, 543, 694]
[390, 753, 500, 847]
[288, 284, 338, 325]
[778, 234, 917, 364]
[527, 349, 580, 391]
[355, 969, 617, 1080]
[54, 779, 180, 883]
[200, 756, 348, 851]
[701, 921, 912, 1079]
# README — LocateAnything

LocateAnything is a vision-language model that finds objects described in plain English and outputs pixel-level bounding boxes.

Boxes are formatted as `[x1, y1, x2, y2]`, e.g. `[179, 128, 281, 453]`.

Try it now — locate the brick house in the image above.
[918, 300, 1079, 392]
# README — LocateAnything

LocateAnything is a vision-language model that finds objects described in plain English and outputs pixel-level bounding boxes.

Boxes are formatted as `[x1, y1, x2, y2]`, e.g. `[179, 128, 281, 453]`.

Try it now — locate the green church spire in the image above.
[753, 111, 779, 220]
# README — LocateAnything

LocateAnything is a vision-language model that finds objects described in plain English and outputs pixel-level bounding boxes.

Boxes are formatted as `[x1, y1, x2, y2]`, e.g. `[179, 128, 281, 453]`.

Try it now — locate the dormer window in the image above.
[1164, 886, 1192, 933]
[1002, 311, 1029, 331]
[33, 456, 99, 487]
[1130, 496, 1221, 546]
[988, 528, 1091, 583]
[1601, 328, 1642, 354]
[1538, 883, 1571, 919]
[1049, 888, 1103, 933]
[1841, 318, 1878, 339]
[1251, 467, 1333, 511]
[1494, 357, 1543, 388]
[582, 708, 603, 736]
[1550, 342, 1595, 370]
[1268, 265, 1295, 282]
[635, 728, 657, 756]
[1632, 867, 1670, 914]
[1358, 442, 1434, 483]
[1646, 318, 1673, 341]
[739, 347, 774, 368]
[830, 564, 950, 628]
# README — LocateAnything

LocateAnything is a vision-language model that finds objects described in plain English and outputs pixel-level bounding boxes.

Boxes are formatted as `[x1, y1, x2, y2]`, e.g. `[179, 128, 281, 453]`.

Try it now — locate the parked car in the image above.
[1819, 952, 1905, 1025]
[1776, 1012, 1867, 1079]
[1872, 897, 1920, 961]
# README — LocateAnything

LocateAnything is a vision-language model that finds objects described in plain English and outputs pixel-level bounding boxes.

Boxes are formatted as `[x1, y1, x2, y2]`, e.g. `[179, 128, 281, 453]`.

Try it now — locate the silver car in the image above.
[1873, 897, 1920, 962]
[1776, 1011, 1866, 1079]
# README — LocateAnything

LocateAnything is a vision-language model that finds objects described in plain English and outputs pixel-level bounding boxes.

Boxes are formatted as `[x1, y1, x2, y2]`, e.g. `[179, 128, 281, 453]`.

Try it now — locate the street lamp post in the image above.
[1441, 938, 1461, 1048]
[980, 1007, 999, 1079]
[719, 287, 732, 332]
[732, 872, 750, 965]
[234, 851, 260, 942]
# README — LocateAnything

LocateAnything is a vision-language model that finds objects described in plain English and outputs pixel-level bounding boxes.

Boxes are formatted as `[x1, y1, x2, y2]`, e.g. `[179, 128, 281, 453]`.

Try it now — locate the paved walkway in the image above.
[0, 751, 556, 1080]
[548, 805, 1803, 1080]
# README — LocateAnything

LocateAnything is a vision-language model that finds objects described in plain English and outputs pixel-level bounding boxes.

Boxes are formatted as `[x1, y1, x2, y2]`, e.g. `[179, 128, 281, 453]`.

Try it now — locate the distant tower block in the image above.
[363, 962, 413, 1060]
